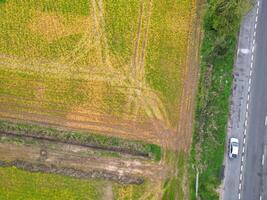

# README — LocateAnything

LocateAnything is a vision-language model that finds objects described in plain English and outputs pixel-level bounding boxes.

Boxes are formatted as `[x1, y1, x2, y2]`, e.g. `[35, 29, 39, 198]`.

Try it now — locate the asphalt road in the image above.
[242, 0, 267, 199]
[222, 1, 267, 200]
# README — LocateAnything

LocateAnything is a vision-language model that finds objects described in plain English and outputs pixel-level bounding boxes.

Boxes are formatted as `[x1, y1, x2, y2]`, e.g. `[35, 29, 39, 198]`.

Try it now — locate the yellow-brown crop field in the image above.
[0, 0, 196, 146]
[0, 0, 200, 199]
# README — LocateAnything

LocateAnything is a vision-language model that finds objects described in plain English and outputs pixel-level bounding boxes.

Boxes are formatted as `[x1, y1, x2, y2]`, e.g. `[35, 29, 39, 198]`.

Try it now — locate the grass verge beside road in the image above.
[189, 0, 250, 199]
[162, 151, 187, 200]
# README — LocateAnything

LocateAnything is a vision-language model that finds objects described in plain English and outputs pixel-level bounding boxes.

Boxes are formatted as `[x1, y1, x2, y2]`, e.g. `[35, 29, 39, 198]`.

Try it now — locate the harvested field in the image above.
[0, 0, 196, 148]
[0, 0, 199, 199]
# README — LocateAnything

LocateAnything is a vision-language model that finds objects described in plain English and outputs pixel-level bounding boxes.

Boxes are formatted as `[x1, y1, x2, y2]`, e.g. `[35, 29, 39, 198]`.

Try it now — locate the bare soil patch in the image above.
[172, 0, 201, 152]
[0, 135, 168, 184]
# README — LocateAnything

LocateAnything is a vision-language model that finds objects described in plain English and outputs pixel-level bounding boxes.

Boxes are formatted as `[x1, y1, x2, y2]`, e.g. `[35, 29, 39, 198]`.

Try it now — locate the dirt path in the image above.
[131, 0, 144, 73]
[0, 135, 168, 184]
[171, 0, 202, 151]
[127, 0, 163, 122]
[0, 107, 167, 145]
[102, 183, 113, 200]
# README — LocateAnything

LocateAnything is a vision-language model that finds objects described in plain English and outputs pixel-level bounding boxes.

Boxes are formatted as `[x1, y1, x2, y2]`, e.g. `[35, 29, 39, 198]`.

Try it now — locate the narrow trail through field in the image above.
[174, 1, 200, 151]
[0, 134, 168, 183]
[102, 183, 113, 200]
[131, 0, 145, 73]
[126, 0, 165, 123]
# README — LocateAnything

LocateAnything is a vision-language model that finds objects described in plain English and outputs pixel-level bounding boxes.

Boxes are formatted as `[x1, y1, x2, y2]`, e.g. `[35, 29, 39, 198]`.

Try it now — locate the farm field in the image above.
[0, 0, 195, 147]
[0, 166, 154, 200]
[0, 0, 199, 199]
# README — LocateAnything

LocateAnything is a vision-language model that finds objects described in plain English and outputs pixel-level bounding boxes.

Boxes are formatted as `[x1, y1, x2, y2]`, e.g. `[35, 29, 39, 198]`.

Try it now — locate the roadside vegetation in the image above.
[190, 0, 251, 199]
[162, 151, 188, 200]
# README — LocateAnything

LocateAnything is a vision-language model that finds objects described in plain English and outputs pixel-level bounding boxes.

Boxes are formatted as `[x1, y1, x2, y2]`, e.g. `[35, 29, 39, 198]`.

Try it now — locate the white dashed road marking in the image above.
[238, 1, 260, 199]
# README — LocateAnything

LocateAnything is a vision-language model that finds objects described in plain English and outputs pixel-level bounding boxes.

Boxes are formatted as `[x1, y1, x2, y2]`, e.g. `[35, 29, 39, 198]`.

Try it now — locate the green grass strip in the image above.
[189, 0, 250, 199]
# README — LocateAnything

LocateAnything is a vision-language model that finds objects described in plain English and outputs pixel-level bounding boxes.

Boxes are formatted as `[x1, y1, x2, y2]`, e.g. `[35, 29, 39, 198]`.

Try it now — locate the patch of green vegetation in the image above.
[0, 68, 85, 114]
[113, 181, 152, 200]
[0, 1, 85, 58]
[103, 84, 127, 115]
[39, 0, 90, 16]
[189, 0, 251, 199]
[49, 34, 83, 57]
[145, 0, 194, 127]
[162, 151, 187, 200]
[0, 119, 161, 161]
[0, 166, 103, 200]
[104, 0, 139, 67]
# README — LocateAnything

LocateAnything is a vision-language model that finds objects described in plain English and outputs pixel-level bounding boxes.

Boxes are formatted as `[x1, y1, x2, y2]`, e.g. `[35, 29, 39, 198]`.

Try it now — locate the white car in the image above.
[229, 137, 239, 158]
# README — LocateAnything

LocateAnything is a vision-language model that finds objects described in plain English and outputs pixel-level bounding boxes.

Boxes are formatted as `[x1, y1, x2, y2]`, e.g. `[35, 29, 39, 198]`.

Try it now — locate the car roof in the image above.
[232, 145, 239, 155]
[230, 137, 239, 143]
